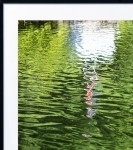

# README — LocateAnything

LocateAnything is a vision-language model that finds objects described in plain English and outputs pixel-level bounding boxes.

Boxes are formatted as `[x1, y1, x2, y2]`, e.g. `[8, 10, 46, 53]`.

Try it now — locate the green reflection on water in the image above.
[18, 21, 133, 150]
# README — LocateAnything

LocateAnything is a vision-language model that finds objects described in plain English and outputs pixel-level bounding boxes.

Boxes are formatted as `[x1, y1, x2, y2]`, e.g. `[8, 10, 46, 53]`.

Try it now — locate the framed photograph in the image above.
[4, 4, 133, 150]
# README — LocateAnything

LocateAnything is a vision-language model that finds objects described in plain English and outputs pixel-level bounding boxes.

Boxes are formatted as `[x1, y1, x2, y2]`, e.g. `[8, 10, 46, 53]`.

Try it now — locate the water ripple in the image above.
[19, 21, 133, 150]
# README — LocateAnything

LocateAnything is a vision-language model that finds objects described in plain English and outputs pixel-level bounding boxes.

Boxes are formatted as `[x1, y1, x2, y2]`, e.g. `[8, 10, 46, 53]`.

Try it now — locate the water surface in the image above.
[18, 21, 133, 150]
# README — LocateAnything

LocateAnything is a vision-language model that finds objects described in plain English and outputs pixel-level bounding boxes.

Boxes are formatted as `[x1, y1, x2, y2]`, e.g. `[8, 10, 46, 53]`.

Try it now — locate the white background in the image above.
[4, 4, 133, 150]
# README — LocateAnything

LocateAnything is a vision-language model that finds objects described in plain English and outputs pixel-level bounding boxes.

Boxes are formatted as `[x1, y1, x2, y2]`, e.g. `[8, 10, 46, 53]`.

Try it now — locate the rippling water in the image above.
[18, 21, 133, 150]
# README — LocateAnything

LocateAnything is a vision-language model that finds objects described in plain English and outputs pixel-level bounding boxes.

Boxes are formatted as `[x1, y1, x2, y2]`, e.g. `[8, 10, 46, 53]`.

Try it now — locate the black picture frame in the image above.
[0, 2, 3, 150]
[2, 2, 133, 150]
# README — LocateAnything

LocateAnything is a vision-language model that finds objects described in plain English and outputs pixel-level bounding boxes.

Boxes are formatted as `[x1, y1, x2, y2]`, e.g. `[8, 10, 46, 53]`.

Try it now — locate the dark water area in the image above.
[18, 21, 133, 150]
